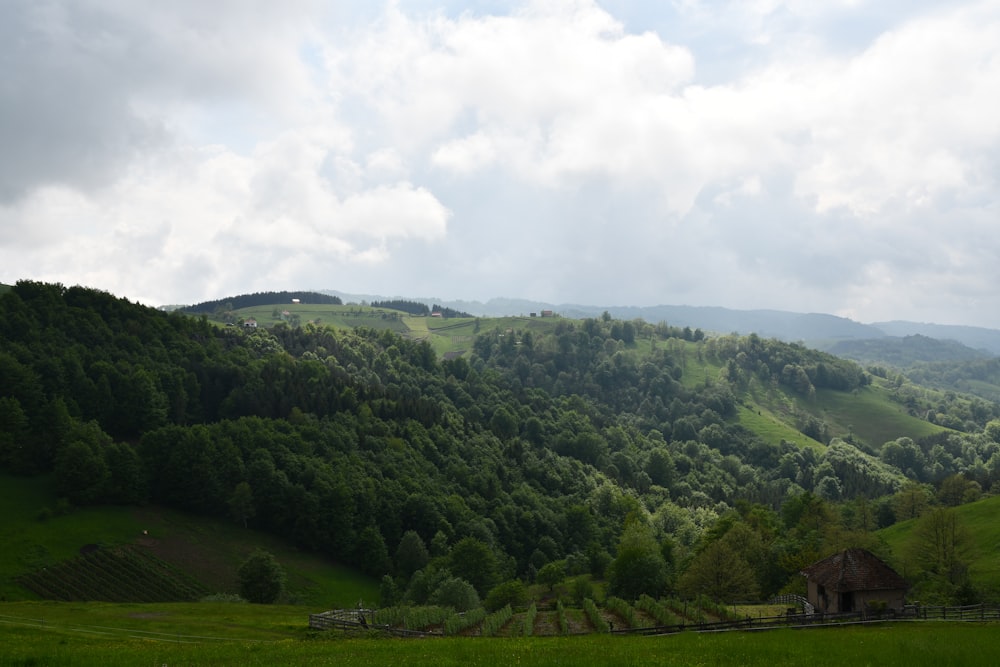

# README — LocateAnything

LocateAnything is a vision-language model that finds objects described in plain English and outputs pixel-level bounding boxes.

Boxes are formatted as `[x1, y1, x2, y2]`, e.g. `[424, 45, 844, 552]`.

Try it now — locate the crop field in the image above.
[15, 545, 207, 602]
[0, 475, 379, 607]
[1, 601, 999, 666]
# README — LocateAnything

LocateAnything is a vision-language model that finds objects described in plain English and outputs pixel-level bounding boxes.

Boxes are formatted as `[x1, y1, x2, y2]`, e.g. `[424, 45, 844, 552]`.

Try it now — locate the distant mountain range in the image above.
[321, 290, 1000, 357]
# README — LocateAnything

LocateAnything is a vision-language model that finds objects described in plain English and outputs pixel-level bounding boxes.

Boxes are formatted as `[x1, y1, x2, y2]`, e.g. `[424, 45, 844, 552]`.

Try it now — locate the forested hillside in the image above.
[3, 281, 1000, 605]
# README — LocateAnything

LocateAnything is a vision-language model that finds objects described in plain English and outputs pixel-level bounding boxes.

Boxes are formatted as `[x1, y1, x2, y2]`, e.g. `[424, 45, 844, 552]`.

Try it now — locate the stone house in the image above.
[801, 548, 908, 614]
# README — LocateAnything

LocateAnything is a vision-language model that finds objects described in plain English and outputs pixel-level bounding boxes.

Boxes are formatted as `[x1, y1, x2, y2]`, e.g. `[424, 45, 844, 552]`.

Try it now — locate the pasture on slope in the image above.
[0, 474, 378, 606]
[879, 494, 1000, 594]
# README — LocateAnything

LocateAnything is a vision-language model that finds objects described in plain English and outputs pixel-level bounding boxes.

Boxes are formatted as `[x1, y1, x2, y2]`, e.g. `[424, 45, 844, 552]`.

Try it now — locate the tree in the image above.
[429, 576, 480, 612]
[893, 481, 933, 520]
[0, 396, 29, 472]
[607, 517, 668, 600]
[909, 508, 972, 584]
[355, 525, 391, 577]
[228, 482, 255, 528]
[937, 474, 979, 507]
[536, 560, 566, 591]
[484, 579, 527, 612]
[238, 549, 286, 603]
[379, 574, 400, 607]
[395, 530, 430, 578]
[678, 540, 758, 602]
[448, 537, 499, 596]
[52, 420, 113, 505]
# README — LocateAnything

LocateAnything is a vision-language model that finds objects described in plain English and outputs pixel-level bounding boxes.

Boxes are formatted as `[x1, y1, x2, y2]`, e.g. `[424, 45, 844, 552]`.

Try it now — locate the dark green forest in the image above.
[184, 290, 343, 314]
[370, 299, 472, 318]
[3, 280, 1000, 605]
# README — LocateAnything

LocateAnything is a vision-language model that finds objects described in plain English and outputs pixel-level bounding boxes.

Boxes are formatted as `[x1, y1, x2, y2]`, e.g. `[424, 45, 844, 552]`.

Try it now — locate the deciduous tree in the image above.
[238, 549, 286, 604]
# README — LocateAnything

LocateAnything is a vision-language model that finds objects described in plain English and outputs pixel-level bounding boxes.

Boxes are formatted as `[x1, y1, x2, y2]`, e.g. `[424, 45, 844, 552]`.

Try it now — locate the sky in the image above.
[1, 0, 999, 327]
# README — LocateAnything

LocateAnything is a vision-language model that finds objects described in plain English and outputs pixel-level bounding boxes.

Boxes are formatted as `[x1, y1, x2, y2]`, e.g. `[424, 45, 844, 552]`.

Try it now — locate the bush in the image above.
[523, 602, 538, 636]
[605, 596, 639, 628]
[480, 604, 512, 637]
[583, 597, 609, 633]
[429, 576, 480, 612]
[484, 579, 527, 612]
[237, 549, 286, 604]
[571, 576, 594, 606]
[443, 607, 487, 636]
[637, 594, 682, 626]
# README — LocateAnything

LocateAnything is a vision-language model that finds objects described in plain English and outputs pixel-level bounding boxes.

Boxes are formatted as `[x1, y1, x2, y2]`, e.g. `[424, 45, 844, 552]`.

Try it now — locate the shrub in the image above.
[237, 549, 285, 604]
[429, 576, 480, 612]
[637, 594, 682, 626]
[605, 596, 639, 628]
[480, 604, 512, 637]
[523, 602, 538, 636]
[484, 579, 527, 612]
[443, 607, 487, 636]
[583, 597, 609, 633]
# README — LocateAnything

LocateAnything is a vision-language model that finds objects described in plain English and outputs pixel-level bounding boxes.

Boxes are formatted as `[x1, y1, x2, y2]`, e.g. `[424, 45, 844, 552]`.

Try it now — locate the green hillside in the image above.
[0, 474, 378, 605]
[880, 494, 1000, 595]
[207, 300, 968, 457]
[4, 280, 1000, 610]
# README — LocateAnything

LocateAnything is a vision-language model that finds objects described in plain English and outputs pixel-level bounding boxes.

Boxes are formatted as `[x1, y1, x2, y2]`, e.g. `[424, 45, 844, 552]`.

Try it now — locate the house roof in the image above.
[800, 548, 907, 593]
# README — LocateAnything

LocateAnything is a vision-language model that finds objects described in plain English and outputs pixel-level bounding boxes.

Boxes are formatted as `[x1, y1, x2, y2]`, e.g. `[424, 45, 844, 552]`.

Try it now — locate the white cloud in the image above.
[2, 0, 1000, 327]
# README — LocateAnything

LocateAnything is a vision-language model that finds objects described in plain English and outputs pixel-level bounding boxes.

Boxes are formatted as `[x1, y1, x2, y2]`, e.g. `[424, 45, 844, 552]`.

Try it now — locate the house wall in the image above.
[855, 589, 906, 612]
[806, 581, 905, 614]
[807, 580, 833, 613]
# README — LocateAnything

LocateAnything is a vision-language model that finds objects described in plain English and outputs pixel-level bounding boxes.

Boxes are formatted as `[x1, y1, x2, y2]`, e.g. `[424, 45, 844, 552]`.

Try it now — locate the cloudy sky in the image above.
[2, 1, 999, 327]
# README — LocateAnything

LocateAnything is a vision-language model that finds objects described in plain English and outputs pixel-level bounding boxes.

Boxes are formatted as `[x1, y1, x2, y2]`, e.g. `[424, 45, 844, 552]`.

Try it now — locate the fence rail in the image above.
[615, 603, 1000, 636]
[770, 594, 815, 615]
[310, 603, 1000, 639]
[904, 603, 1000, 621]
[308, 609, 441, 638]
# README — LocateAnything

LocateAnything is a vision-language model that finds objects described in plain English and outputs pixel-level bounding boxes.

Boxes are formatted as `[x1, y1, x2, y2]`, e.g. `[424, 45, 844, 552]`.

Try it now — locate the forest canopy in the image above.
[2, 280, 999, 603]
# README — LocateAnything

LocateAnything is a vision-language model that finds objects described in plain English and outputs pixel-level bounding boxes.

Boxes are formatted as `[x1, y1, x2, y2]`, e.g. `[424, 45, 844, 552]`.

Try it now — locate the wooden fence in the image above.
[903, 603, 1000, 621]
[308, 609, 440, 638]
[310, 603, 1000, 639]
[616, 603, 1000, 636]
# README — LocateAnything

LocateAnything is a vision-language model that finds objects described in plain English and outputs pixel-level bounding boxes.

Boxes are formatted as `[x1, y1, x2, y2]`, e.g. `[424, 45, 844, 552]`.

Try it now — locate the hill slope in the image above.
[0, 474, 378, 604]
[3, 280, 1000, 604]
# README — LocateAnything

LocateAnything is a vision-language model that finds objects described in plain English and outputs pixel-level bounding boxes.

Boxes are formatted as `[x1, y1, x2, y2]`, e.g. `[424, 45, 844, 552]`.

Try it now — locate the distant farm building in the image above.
[291, 298, 301, 304]
[541, 310, 554, 317]
[801, 548, 908, 614]
[243, 318, 258, 329]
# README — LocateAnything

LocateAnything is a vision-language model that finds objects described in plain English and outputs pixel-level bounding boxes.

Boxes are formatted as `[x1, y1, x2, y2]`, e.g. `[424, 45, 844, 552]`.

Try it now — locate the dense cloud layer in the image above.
[1, 0, 998, 326]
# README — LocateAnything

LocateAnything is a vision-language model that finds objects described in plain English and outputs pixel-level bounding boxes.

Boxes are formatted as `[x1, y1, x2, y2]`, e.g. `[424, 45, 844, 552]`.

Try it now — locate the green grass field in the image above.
[0, 600, 997, 666]
[737, 405, 824, 451]
[806, 386, 946, 449]
[880, 494, 1000, 592]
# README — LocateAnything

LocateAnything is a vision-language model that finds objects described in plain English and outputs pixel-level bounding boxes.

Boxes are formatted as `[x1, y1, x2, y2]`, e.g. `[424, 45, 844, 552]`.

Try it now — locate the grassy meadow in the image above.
[0, 600, 998, 666]
[880, 494, 1000, 593]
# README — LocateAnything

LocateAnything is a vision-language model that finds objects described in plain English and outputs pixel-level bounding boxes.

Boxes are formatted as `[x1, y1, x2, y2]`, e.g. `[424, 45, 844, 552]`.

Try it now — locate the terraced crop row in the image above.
[16, 545, 208, 602]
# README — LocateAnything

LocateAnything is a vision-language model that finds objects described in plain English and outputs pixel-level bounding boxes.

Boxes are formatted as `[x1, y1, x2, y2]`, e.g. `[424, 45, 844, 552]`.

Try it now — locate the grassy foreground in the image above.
[0, 601, 997, 666]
